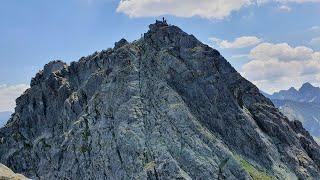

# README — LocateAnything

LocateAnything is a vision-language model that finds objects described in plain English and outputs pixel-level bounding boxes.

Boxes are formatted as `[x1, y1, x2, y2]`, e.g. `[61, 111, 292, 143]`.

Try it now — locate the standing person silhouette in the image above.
[162, 17, 167, 24]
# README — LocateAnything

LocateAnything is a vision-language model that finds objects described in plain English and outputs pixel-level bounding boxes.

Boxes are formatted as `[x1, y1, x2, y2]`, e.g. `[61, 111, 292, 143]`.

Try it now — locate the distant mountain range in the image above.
[264, 82, 320, 143]
[268, 82, 320, 103]
[0, 111, 11, 127]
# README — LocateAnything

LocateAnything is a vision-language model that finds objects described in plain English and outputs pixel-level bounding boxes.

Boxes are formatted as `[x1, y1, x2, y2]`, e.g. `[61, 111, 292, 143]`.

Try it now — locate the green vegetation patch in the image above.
[234, 155, 273, 180]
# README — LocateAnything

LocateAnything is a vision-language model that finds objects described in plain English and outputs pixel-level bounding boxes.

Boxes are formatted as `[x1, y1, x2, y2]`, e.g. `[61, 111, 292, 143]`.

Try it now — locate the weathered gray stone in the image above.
[0, 21, 320, 179]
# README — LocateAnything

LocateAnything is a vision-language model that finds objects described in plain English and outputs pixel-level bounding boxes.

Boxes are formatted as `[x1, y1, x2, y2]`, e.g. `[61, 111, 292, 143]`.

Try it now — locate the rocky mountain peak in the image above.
[144, 20, 202, 51]
[1, 21, 320, 179]
[43, 60, 67, 76]
[288, 87, 298, 92]
[149, 20, 169, 31]
[299, 82, 317, 92]
[114, 38, 128, 49]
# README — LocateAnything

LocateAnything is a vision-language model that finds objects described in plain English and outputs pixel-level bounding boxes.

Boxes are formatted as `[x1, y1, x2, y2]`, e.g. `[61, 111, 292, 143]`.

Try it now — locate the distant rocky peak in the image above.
[299, 82, 316, 92]
[269, 82, 320, 104]
[288, 87, 298, 92]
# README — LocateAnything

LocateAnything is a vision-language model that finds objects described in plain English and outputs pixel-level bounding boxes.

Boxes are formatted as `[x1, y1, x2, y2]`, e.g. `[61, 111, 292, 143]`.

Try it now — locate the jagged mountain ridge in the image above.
[0, 21, 319, 179]
[267, 82, 320, 103]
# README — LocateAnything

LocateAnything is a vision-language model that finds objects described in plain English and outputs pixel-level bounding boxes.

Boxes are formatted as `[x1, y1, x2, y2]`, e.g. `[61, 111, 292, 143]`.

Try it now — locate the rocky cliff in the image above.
[0, 21, 320, 180]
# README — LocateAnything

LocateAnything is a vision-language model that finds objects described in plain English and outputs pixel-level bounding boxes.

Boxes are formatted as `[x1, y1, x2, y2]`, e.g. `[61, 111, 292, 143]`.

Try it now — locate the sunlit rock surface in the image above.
[0, 163, 29, 180]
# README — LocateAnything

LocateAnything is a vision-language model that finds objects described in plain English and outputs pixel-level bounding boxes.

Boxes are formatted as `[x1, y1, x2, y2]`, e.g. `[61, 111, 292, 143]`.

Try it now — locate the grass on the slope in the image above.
[234, 155, 273, 180]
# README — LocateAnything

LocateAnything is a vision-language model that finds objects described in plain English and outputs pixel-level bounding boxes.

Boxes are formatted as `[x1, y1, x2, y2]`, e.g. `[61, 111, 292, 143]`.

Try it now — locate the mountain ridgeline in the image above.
[267, 83, 320, 103]
[0, 21, 320, 179]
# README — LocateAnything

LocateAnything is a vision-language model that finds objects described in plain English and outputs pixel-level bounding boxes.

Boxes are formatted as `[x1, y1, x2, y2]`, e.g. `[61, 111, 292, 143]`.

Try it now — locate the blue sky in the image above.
[0, 0, 320, 111]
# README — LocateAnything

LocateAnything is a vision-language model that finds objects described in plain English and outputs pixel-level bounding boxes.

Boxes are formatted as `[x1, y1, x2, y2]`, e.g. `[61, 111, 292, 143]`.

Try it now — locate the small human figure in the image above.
[162, 17, 165, 22]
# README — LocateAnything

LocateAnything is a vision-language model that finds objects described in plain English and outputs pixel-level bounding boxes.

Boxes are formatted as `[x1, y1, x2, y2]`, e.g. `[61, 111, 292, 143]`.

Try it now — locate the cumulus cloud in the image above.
[117, 0, 254, 19]
[249, 43, 314, 61]
[0, 84, 29, 112]
[210, 36, 262, 49]
[241, 43, 320, 93]
[116, 0, 320, 19]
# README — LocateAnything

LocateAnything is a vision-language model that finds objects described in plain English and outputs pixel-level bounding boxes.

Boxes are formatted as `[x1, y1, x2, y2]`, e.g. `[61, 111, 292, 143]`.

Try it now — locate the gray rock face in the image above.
[0, 21, 320, 179]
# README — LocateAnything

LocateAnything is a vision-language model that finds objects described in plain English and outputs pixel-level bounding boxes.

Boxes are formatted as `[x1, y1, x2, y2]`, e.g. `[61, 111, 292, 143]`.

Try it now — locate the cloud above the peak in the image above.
[249, 43, 314, 61]
[116, 0, 320, 19]
[117, 0, 252, 19]
[210, 36, 262, 49]
[241, 43, 320, 92]
[0, 84, 29, 112]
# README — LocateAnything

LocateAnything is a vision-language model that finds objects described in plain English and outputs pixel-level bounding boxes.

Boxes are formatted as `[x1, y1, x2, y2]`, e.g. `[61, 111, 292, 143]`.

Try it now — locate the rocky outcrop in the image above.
[0, 163, 29, 180]
[0, 21, 320, 179]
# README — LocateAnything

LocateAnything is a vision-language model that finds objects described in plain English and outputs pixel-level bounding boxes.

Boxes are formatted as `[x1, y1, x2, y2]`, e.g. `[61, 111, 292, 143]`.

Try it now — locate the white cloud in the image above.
[117, 0, 252, 20]
[278, 5, 292, 11]
[0, 84, 29, 112]
[210, 36, 262, 49]
[249, 43, 314, 61]
[309, 26, 320, 32]
[310, 37, 320, 45]
[241, 43, 320, 93]
[231, 54, 249, 59]
[116, 0, 320, 19]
